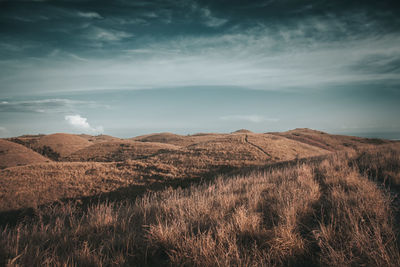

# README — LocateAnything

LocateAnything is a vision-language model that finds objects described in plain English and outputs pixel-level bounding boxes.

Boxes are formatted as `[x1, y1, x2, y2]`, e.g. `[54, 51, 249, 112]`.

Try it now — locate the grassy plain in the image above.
[0, 129, 399, 266]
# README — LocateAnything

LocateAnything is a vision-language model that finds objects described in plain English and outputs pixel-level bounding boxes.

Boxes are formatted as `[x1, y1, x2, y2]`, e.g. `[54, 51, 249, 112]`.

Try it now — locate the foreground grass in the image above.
[1, 149, 400, 266]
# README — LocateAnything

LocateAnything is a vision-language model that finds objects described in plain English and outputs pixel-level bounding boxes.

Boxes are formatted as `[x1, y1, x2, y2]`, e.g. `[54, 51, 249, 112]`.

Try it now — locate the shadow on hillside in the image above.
[0, 155, 330, 227]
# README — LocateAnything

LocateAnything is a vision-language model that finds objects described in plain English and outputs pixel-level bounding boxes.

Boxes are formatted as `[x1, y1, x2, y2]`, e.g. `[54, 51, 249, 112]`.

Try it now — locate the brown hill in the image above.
[33, 133, 92, 158]
[0, 139, 49, 169]
[0, 162, 145, 211]
[78, 134, 122, 144]
[246, 133, 328, 160]
[6, 134, 43, 150]
[132, 132, 227, 147]
[65, 140, 181, 162]
[8, 133, 93, 159]
[131, 132, 191, 146]
[1, 129, 395, 212]
[232, 129, 253, 134]
[271, 128, 393, 151]
[143, 133, 329, 171]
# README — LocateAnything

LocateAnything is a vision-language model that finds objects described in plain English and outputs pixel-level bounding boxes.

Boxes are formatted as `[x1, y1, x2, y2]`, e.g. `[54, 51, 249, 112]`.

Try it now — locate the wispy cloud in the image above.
[187, 1, 228, 28]
[77, 11, 103, 19]
[88, 26, 133, 42]
[65, 114, 104, 134]
[0, 41, 37, 53]
[1, 6, 400, 96]
[220, 115, 279, 123]
[198, 7, 227, 27]
[0, 99, 104, 113]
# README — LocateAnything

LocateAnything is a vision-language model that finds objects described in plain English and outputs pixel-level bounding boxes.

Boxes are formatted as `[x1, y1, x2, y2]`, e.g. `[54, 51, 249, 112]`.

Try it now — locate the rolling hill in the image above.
[0, 129, 396, 212]
[65, 140, 181, 162]
[78, 134, 122, 143]
[8, 133, 92, 159]
[271, 128, 393, 151]
[33, 133, 92, 158]
[131, 132, 226, 147]
[0, 139, 49, 169]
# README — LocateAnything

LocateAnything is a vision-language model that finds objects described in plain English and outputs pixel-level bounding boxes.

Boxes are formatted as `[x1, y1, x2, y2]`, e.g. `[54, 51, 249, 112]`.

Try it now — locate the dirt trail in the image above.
[244, 134, 272, 158]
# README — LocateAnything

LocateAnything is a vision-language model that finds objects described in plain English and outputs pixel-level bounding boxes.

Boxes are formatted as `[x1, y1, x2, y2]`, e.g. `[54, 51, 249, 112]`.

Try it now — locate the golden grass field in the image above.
[0, 139, 49, 169]
[1, 129, 400, 266]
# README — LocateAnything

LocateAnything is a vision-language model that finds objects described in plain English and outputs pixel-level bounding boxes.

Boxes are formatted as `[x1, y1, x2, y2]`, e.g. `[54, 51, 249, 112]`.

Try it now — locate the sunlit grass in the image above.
[1, 148, 400, 266]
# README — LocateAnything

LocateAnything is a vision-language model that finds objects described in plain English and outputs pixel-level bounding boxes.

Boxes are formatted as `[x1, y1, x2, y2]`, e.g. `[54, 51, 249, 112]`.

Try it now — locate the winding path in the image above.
[244, 134, 272, 158]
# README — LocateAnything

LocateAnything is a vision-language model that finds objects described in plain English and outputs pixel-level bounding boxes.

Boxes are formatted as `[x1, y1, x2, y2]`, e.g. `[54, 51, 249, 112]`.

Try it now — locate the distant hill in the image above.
[271, 128, 393, 151]
[131, 132, 193, 146]
[78, 134, 122, 144]
[232, 129, 253, 134]
[33, 133, 92, 158]
[8, 133, 94, 159]
[144, 132, 328, 168]
[65, 140, 181, 162]
[0, 139, 49, 169]
[1, 129, 397, 211]
[132, 132, 228, 147]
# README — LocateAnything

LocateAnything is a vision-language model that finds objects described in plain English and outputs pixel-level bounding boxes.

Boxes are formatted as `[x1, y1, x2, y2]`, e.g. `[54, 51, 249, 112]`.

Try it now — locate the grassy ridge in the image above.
[2, 130, 396, 214]
[1, 148, 400, 266]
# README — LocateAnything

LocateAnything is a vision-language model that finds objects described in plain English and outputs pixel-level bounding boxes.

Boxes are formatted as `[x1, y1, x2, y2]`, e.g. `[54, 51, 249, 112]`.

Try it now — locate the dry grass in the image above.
[0, 131, 331, 212]
[131, 132, 224, 146]
[7, 133, 93, 159]
[354, 145, 400, 187]
[0, 139, 49, 169]
[3, 129, 389, 213]
[273, 128, 393, 152]
[78, 134, 122, 144]
[1, 148, 399, 266]
[65, 140, 181, 162]
[0, 161, 180, 211]
[314, 155, 400, 266]
[34, 133, 93, 158]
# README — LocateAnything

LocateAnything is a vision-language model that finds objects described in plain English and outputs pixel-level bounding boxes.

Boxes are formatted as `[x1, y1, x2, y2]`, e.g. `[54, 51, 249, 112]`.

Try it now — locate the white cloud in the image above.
[77, 11, 103, 19]
[143, 12, 158, 18]
[89, 27, 133, 41]
[65, 114, 104, 134]
[0, 99, 104, 113]
[111, 17, 148, 25]
[220, 115, 279, 123]
[189, 2, 227, 28]
[199, 7, 227, 27]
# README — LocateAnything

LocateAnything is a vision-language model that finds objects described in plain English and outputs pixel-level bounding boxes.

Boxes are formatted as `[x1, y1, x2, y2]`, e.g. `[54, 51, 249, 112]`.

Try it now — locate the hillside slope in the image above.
[271, 128, 394, 151]
[1, 129, 395, 212]
[7, 133, 93, 159]
[131, 132, 226, 147]
[33, 133, 92, 157]
[142, 133, 329, 170]
[78, 134, 122, 143]
[65, 140, 181, 162]
[0, 139, 49, 169]
[1, 149, 400, 266]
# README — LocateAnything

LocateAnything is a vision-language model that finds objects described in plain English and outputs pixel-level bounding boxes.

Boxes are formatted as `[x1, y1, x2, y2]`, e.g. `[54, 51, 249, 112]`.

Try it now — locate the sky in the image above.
[0, 0, 400, 138]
